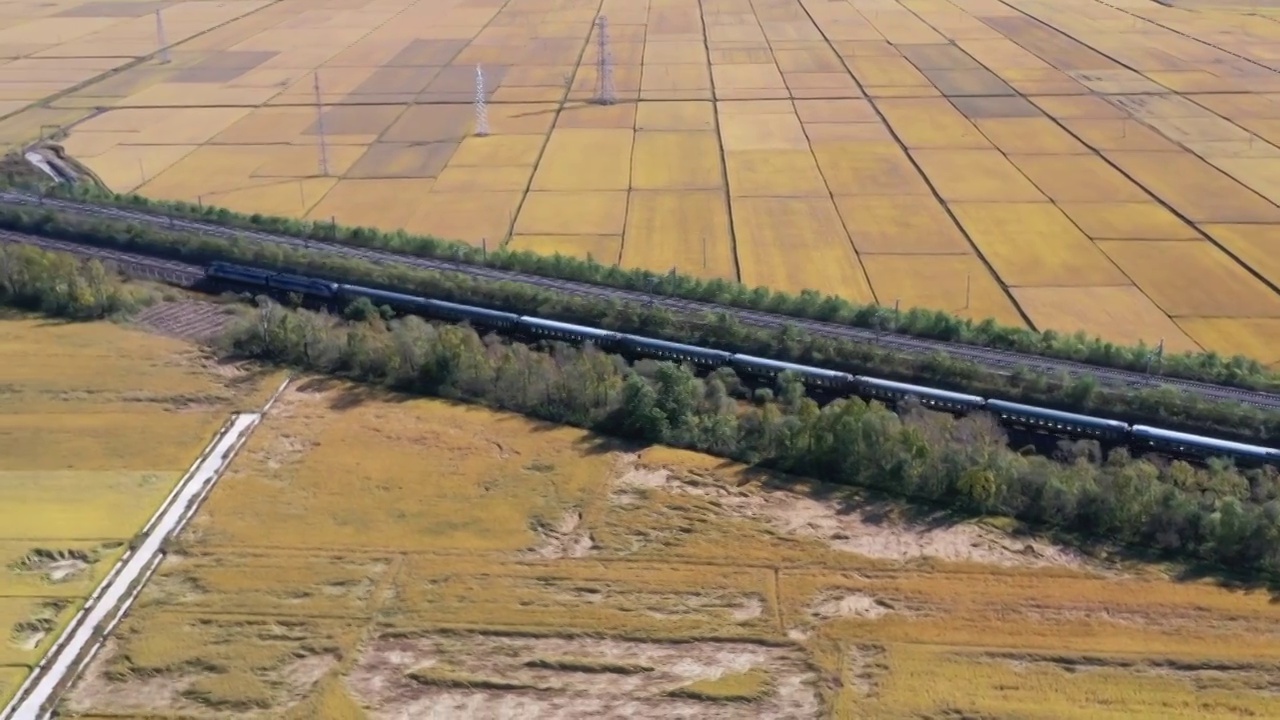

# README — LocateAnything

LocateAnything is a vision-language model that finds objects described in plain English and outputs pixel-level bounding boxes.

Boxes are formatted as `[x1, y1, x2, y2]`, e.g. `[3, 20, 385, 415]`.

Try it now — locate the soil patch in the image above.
[346, 633, 821, 719]
[611, 454, 1090, 569]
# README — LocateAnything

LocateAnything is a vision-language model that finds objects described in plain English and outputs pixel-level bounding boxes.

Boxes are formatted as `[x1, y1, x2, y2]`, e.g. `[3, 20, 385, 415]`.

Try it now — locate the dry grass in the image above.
[0, 667, 28, 709]
[667, 668, 772, 702]
[0, 596, 78, 666]
[0, 541, 126, 597]
[0, 315, 277, 686]
[61, 385, 1280, 718]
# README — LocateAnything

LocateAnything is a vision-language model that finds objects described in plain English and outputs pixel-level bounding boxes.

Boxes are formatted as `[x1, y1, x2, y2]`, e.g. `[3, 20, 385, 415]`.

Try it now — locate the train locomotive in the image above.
[205, 261, 1280, 467]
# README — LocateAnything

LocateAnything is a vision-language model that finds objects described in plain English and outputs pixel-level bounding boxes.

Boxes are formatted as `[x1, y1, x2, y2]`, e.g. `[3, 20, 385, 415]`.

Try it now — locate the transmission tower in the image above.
[313, 72, 330, 176]
[474, 64, 489, 136]
[154, 9, 170, 64]
[593, 16, 615, 105]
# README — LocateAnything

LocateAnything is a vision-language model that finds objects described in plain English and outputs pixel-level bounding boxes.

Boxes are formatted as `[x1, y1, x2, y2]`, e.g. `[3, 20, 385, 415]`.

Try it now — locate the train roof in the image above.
[985, 399, 1129, 429]
[733, 354, 851, 379]
[855, 376, 985, 403]
[520, 316, 619, 338]
[343, 285, 424, 303]
[428, 298, 519, 318]
[1130, 425, 1280, 458]
[621, 334, 733, 357]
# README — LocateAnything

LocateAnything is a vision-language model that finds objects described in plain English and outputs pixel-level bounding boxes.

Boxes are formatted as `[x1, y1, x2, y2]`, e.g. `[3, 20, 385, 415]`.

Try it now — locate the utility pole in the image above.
[313, 72, 329, 176]
[154, 9, 170, 64]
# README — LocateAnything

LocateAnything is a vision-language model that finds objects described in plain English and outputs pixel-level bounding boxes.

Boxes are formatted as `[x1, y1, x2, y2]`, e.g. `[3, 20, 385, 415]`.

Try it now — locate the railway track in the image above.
[0, 228, 203, 285]
[4, 190, 1280, 410]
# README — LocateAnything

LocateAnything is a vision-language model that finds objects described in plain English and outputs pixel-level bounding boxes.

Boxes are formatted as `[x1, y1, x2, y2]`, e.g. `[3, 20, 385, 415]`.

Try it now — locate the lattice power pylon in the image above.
[593, 16, 616, 105]
[475, 64, 490, 136]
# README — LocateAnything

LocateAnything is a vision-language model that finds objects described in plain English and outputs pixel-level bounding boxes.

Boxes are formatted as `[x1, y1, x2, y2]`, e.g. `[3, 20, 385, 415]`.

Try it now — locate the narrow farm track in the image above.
[4, 191, 1280, 411]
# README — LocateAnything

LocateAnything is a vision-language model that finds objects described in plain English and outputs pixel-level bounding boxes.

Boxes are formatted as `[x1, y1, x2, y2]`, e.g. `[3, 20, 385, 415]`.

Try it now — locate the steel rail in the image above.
[4, 191, 1279, 409]
[0, 228, 203, 285]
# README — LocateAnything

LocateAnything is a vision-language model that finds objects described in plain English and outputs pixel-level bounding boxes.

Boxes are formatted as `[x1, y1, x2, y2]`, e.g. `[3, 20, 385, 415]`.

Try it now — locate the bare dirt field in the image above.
[4, 0, 1280, 359]
[58, 381, 1280, 719]
[0, 313, 281, 707]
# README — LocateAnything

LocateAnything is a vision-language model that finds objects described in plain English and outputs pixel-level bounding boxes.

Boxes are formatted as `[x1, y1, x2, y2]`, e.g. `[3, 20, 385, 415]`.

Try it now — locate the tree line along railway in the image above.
[3, 226, 1278, 468]
[3, 190, 1279, 412]
[204, 261, 1280, 469]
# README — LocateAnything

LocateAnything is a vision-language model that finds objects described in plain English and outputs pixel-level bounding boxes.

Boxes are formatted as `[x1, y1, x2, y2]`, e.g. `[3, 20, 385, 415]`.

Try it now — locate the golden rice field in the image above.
[59, 381, 1280, 719]
[0, 314, 278, 708]
[4, 0, 1280, 361]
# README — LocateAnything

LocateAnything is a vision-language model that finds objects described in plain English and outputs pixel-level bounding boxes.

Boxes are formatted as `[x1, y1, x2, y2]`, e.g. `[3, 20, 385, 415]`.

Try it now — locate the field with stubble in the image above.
[57, 380, 1280, 719]
[0, 313, 280, 708]
[4, 0, 1280, 360]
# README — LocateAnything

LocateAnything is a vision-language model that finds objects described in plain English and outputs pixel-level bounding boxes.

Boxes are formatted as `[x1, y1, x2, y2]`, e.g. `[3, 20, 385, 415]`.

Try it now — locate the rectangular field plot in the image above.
[974, 117, 1090, 154]
[0, 410, 225, 472]
[718, 112, 810, 151]
[950, 203, 1131, 287]
[874, 98, 992, 149]
[250, 144, 367, 178]
[1097, 241, 1280, 318]
[431, 165, 534, 192]
[186, 389, 617, 552]
[1200, 224, 1280, 288]
[1012, 286, 1203, 353]
[555, 102, 636, 129]
[0, 472, 180, 540]
[711, 63, 788, 90]
[515, 191, 628, 235]
[507, 235, 622, 264]
[389, 557, 778, 638]
[861, 255, 1026, 328]
[846, 57, 932, 88]
[82, 143, 201, 194]
[1058, 118, 1182, 152]
[811, 142, 933, 196]
[200, 177, 337, 218]
[531, 128, 634, 191]
[1176, 319, 1280, 367]
[793, 98, 880, 124]
[0, 322, 229, 406]
[912, 149, 1047, 202]
[135, 554, 392, 617]
[634, 100, 716, 130]
[640, 64, 712, 98]
[207, 106, 317, 145]
[725, 150, 830, 196]
[622, 191, 737, 280]
[1057, 202, 1201, 240]
[304, 178, 435, 231]
[1103, 151, 1280, 223]
[443, 135, 545, 167]
[834, 195, 973, 254]
[1009, 155, 1153, 203]
[403, 191, 524, 245]
[732, 197, 875, 302]
[631, 131, 724, 189]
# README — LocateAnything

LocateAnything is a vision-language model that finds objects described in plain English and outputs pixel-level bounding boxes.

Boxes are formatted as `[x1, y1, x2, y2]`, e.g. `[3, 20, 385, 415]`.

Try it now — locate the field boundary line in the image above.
[0, 378, 290, 720]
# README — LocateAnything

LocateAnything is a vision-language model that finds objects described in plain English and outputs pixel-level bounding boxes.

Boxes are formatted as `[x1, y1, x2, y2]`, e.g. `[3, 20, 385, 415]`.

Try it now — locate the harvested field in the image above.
[61, 384, 1280, 719]
[9, 0, 1280, 352]
[0, 314, 280, 700]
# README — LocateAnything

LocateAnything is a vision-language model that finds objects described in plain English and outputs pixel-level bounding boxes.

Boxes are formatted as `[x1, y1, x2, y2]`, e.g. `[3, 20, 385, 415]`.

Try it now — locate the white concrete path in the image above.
[2, 380, 287, 720]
